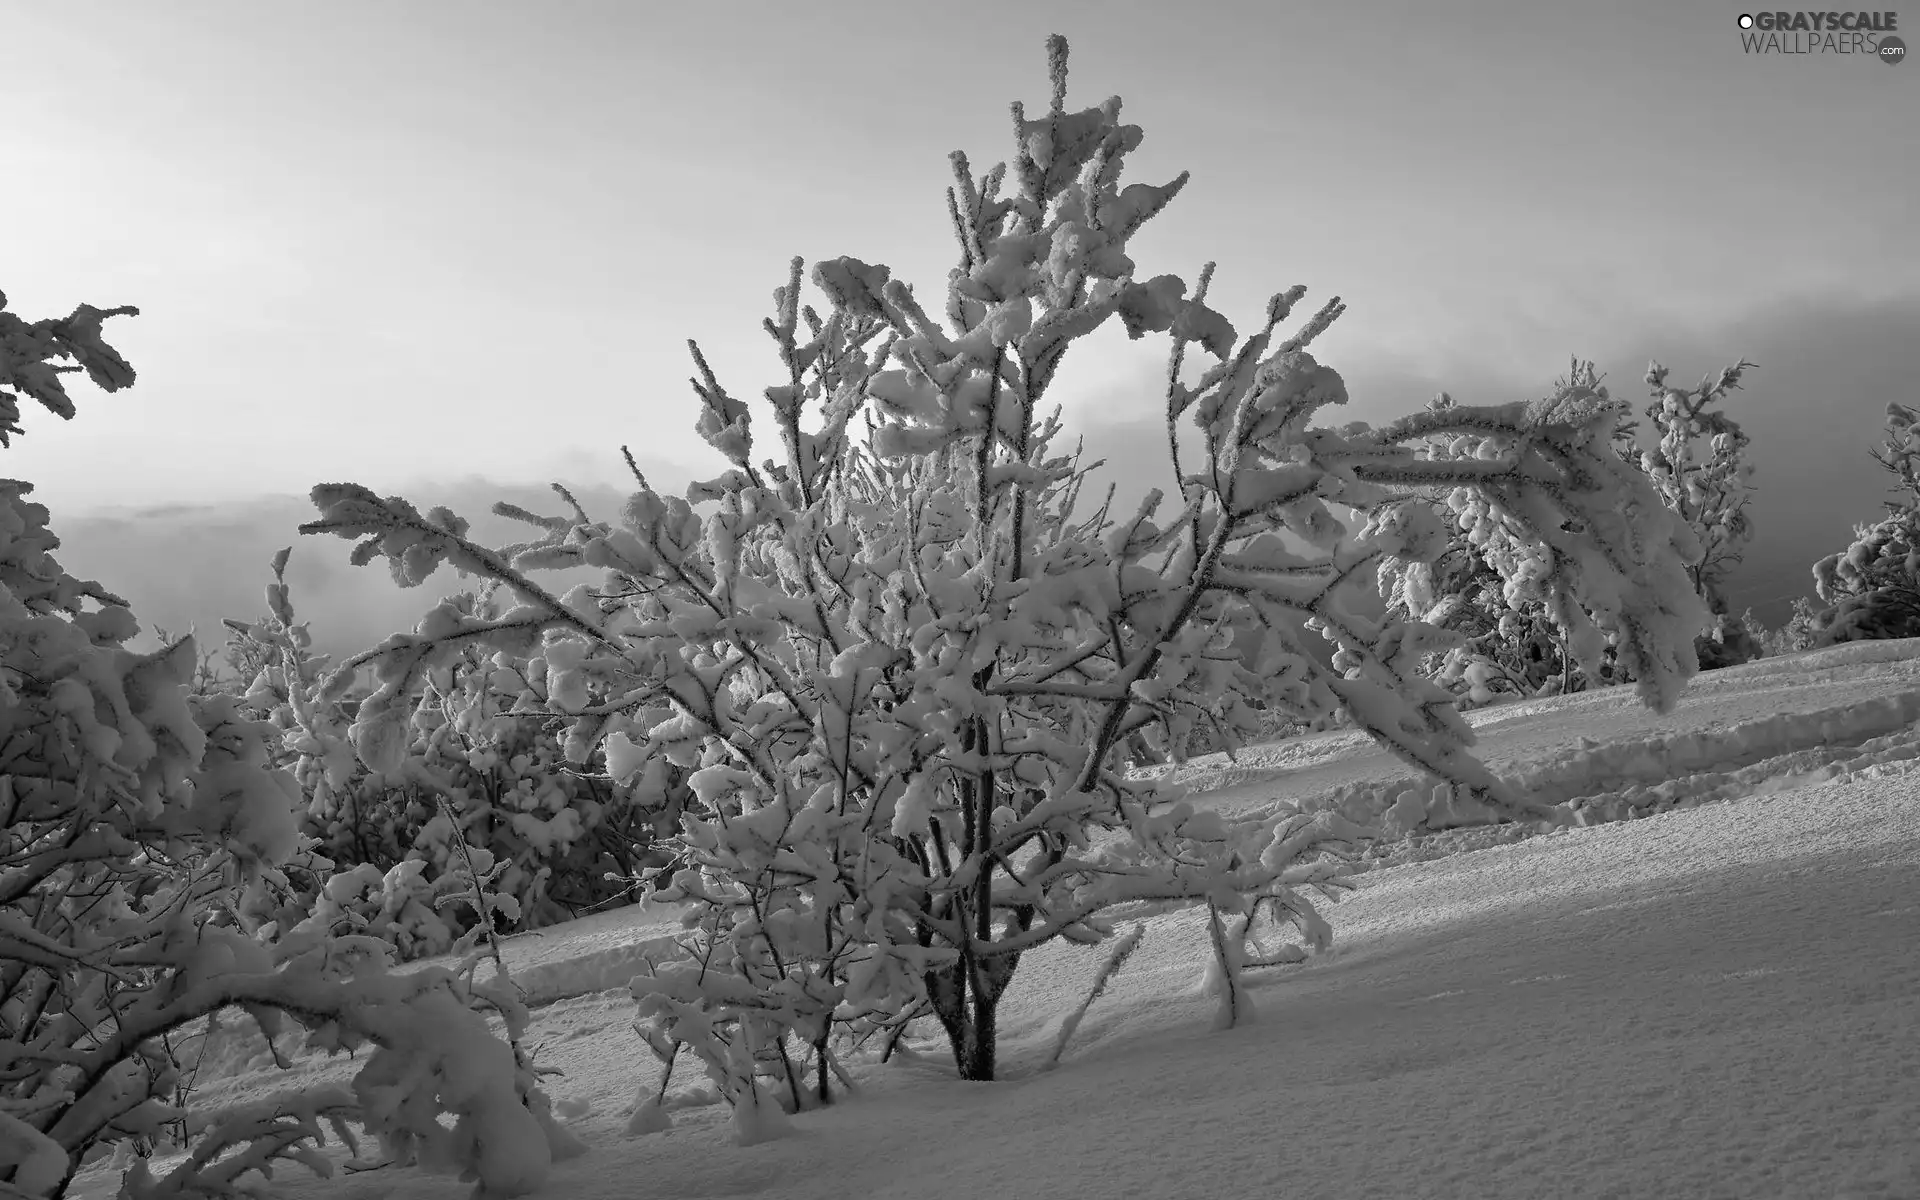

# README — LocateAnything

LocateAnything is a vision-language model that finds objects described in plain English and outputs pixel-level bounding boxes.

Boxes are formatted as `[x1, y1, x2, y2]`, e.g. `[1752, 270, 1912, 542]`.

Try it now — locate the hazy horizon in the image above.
[8, 0, 1915, 655]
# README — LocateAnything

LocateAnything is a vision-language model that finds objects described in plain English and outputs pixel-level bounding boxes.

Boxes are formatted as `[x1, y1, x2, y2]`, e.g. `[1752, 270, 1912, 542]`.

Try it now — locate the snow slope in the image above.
[72, 641, 1920, 1199]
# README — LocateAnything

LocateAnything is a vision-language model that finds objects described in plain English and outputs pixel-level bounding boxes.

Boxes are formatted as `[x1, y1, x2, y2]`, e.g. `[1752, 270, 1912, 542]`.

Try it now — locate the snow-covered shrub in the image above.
[0, 289, 571, 1198]
[1750, 597, 1823, 656]
[1808, 404, 1920, 646]
[1379, 356, 1757, 695]
[1374, 372, 1618, 705]
[291, 36, 1710, 1110]
[1738, 600, 1819, 659]
[1812, 506, 1920, 644]
[1378, 533, 1577, 707]
[217, 556, 669, 958]
[1638, 359, 1761, 665]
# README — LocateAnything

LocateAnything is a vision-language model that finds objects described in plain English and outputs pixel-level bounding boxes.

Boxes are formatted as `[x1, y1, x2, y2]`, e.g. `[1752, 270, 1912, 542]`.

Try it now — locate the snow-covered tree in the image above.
[1804, 403, 1920, 646]
[1811, 516, 1920, 645]
[1867, 401, 1920, 507]
[1387, 356, 1757, 693]
[1637, 360, 1759, 663]
[296, 36, 1711, 1110]
[1373, 364, 1643, 705]
[0, 289, 574, 1198]
[1811, 513, 1920, 644]
[1743, 599, 1821, 657]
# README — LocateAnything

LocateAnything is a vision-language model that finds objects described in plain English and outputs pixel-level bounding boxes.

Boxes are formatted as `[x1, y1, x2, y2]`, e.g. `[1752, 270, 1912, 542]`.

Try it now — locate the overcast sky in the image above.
[6, 0, 1914, 655]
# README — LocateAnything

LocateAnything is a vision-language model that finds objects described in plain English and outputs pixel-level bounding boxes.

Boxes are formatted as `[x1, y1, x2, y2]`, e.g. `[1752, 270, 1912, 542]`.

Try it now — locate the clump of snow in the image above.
[622, 1097, 670, 1137]
[0, 1109, 70, 1196]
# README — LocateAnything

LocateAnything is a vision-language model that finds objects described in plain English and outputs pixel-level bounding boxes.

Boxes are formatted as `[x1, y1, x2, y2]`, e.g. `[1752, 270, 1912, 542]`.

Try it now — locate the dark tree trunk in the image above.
[924, 948, 1021, 1081]
[925, 959, 970, 1074]
[963, 970, 999, 1080]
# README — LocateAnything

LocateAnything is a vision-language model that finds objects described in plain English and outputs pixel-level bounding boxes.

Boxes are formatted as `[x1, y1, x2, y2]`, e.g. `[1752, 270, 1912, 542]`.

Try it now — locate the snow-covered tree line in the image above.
[275, 34, 1714, 1144]
[1615, 372, 1920, 659]
[0, 291, 581, 1197]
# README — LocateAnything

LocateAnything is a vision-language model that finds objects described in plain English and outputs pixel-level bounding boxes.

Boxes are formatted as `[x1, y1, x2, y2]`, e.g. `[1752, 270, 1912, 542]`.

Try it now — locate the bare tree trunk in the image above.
[924, 948, 1021, 1080]
[964, 969, 1000, 1079]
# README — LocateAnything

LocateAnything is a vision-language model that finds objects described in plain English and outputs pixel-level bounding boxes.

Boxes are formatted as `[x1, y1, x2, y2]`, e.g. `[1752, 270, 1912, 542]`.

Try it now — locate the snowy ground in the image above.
[73, 641, 1920, 1199]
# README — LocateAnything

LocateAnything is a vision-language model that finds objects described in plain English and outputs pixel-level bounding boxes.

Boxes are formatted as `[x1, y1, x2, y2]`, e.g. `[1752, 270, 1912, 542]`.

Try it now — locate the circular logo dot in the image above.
[1737, 13, 1754, 28]
[1879, 34, 1907, 64]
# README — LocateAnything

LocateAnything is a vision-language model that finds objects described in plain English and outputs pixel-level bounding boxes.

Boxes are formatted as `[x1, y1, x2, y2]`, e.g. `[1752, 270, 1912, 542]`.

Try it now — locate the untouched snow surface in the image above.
[73, 642, 1920, 1199]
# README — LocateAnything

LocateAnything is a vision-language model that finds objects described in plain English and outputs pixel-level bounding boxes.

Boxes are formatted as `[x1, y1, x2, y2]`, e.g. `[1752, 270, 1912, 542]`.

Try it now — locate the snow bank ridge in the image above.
[1303, 681, 1920, 839]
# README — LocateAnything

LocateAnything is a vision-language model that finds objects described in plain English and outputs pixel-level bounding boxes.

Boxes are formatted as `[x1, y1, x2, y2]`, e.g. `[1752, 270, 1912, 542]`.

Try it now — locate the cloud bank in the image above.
[42, 292, 1912, 673]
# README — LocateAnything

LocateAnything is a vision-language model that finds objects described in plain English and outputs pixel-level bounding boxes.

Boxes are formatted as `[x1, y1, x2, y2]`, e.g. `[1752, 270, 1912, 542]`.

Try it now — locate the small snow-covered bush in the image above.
[1380, 355, 1757, 696]
[0, 289, 570, 1198]
[1808, 403, 1920, 647]
[1812, 506, 1920, 644]
[217, 558, 671, 959]
[1378, 524, 1582, 707]
[1374, 371, 1616, 705]
[291, 35, 1712, 1119]
[1745, 599, 1822, 657]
